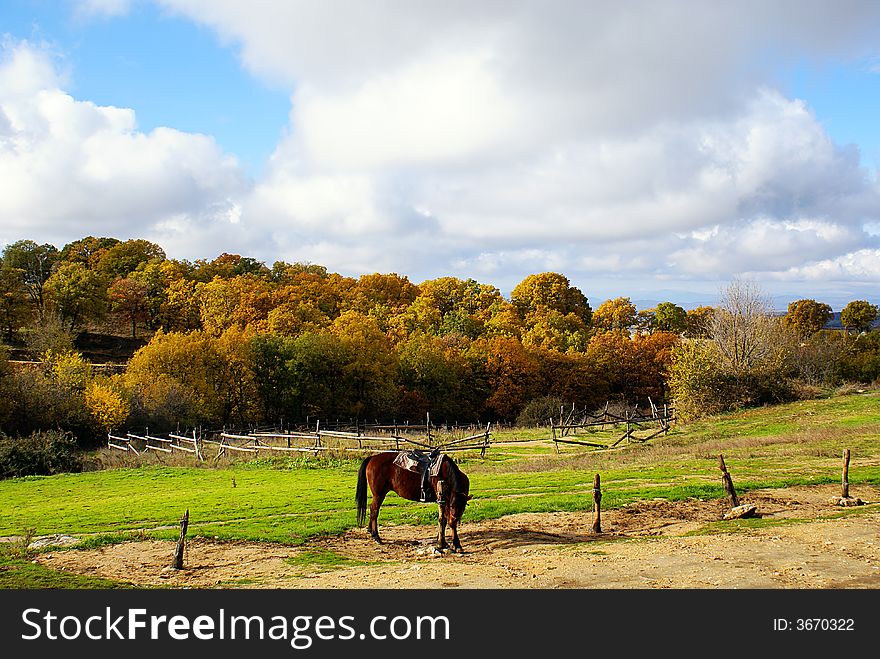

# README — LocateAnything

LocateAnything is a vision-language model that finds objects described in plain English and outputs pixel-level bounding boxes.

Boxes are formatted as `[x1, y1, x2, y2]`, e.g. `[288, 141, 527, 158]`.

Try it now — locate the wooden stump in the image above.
[171, 509, 189, 570]
[591, 473, 602, 534]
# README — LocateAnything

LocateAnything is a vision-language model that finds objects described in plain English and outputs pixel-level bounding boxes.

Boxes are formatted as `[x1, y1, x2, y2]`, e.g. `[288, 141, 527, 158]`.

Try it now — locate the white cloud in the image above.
[0, 40, 249, 251]
[769, 249, 880, 282]
[6, 3, 880, 306]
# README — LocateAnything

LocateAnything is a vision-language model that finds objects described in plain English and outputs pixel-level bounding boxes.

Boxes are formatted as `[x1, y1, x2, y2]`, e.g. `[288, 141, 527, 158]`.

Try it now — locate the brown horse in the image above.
[356, 451, 471, 552]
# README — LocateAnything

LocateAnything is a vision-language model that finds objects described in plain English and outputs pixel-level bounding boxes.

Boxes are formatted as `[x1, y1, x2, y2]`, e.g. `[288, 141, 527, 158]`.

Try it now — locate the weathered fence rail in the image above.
[108, 419, 494, 461]
[549, 401, 675, 452]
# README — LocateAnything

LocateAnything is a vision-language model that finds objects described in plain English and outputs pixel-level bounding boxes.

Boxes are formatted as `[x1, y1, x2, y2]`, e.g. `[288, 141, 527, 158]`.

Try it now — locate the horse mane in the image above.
[443, 454, 468, 494]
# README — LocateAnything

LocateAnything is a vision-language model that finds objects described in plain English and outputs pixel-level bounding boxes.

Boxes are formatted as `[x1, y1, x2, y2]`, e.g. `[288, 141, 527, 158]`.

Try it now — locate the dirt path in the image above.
[39, 484, 880, 589]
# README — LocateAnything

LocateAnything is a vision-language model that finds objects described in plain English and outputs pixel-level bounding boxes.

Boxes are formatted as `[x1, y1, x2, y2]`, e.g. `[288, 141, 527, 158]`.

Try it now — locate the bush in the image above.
[667, 340, 795, 420]
[516, 395, 565, 427]
[0, 430, 82, 478]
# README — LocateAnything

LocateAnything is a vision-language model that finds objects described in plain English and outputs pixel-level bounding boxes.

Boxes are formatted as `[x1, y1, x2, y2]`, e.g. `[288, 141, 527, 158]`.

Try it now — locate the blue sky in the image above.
[1, 1, 880, 309]
[786, 59, 880, 171]
[3, 0, 289, 174]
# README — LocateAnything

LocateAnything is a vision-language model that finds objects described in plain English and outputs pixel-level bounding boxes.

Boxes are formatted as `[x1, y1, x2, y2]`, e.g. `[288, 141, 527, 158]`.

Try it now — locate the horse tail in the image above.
[356, 455, 372, 527]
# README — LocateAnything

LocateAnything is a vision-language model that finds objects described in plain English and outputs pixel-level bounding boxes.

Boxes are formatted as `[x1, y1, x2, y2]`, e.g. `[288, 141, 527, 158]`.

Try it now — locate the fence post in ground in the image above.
[171, 509, 189, 570]
[718, 454, 739, 508]
[718, 454, 757, 519]
[832, 449, 864, 506]
[591, 473, 602, 534]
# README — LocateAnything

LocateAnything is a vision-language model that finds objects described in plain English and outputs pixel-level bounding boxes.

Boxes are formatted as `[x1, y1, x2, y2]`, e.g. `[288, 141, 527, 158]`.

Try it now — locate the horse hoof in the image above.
[371, 535, 382, 544]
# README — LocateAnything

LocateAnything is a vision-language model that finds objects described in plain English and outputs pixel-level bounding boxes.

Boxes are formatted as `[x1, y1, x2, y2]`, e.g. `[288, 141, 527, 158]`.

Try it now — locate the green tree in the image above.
[248, 334, 298, 422]
[653, 302, 688, 334]
[43, 262, 108, 330]
[0, 266, 30, 340]
[1, 240, 58, 318]
[97, 239, 165, 278]
[840, 300, 878, 333]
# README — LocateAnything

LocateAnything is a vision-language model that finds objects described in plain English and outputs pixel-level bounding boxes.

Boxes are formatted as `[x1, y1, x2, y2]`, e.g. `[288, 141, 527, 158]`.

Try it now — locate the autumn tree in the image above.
[592, 297, 637, 332]
[125, 330, 233, 426]
[108, 277, 149, 337]
[840, 300, 878, 333]
[684, 306, 715, 338]
[198, 275, 274, 335]
[510, 272, 592, 324]
[710, 280, 778, 375]
[670, 281, 797, 419]
[330, 311, 397, 417]
[480, 337, 542, 419]
[783, 299, 832, 338]
[161, 276, 202, 332]
[192, 253, 270, 281]
[84, 379, 129, 432]
[520, 308, 590, 352]
[59, 236, 120, 269]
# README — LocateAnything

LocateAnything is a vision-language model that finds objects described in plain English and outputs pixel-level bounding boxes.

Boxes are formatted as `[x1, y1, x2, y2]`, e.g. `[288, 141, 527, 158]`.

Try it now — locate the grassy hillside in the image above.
[1, 390, 878, 586]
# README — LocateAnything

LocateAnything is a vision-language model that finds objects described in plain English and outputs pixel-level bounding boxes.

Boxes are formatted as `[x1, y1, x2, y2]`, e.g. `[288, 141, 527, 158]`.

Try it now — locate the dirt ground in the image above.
[38, 484, 880, 589]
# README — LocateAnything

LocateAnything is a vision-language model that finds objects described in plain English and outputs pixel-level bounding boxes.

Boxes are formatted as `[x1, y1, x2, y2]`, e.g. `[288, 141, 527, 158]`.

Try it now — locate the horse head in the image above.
[440, 458, 471, 525]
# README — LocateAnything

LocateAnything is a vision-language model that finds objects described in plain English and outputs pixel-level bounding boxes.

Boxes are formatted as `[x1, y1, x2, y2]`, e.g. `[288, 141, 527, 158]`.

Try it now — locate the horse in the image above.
[356, 451, 472, 552]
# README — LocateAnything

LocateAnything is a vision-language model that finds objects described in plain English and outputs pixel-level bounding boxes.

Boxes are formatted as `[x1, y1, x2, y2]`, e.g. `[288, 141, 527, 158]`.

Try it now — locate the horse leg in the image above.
[369, 490, 387, 543]
[437, 508, 448, 550]
[451, 518, 463, 553]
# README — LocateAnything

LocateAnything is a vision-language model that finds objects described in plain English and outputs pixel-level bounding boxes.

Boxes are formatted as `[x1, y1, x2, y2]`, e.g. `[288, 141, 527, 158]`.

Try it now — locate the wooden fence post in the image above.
[718, 454, 739, 508]
[833, 449, 864, 506]
[591, 473, 602, 534]
[171, 509, 189, 570]
[718, 455, 757, 519]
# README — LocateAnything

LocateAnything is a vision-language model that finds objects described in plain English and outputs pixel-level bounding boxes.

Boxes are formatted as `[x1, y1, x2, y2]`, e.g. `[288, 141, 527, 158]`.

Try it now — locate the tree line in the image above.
[0, 236, 878, 451]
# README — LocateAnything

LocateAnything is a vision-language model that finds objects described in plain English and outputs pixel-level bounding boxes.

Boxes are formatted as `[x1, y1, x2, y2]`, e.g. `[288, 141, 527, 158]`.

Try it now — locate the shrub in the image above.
[0, 430, 82, 478]
[84, 380, 129, 433]
[516, 395, 565, 427]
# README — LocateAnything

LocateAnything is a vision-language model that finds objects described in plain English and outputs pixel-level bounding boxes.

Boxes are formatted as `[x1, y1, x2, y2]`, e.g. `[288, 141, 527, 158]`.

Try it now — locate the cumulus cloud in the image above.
[0, 40, 250, 253]
[5, 2, 880, 307]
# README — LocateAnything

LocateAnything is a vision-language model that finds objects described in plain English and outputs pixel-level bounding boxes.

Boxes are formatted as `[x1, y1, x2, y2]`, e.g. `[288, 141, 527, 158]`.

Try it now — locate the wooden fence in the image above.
[550, 400, 675, 452]
[108, 418, 493, 461]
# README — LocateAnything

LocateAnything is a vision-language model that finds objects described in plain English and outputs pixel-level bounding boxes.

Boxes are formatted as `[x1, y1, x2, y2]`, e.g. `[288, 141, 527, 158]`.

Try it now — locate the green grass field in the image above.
[1, 389, 879, 587]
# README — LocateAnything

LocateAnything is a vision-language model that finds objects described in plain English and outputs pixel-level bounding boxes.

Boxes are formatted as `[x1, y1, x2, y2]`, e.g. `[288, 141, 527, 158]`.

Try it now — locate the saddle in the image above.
[393, 449, 444, 502]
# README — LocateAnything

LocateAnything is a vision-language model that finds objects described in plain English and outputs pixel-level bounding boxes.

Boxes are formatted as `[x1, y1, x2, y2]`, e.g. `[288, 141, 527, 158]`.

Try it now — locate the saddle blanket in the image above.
[393, 450, 444, 477]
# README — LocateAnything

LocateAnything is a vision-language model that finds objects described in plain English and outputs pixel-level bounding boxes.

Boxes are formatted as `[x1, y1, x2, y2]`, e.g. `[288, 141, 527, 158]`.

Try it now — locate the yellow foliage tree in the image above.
[84, 380, 129, 432]
[44, 349, 92, 391]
